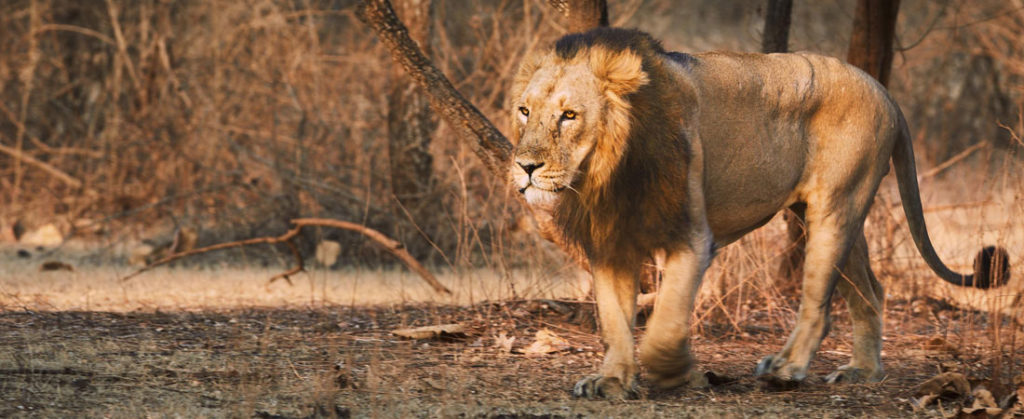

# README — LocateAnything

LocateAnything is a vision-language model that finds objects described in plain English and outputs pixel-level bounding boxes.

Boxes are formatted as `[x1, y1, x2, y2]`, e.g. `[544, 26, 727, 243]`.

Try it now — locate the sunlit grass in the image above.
[0, 261, 589, 312]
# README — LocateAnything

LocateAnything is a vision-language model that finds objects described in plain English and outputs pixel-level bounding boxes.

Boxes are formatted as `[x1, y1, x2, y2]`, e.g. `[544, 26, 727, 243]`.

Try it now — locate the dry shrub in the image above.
[0, 0, 1020, 286]
[0, 0, 561, 270]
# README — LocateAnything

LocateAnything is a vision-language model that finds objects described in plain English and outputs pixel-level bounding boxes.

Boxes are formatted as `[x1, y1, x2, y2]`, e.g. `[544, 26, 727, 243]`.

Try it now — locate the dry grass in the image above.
[1, 0, 1021, 267]
[0, 257, 589, 312]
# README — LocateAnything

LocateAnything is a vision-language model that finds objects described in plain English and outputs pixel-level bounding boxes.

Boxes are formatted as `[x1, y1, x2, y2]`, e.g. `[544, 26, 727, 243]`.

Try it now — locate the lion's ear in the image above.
[589, 47, 649, 96]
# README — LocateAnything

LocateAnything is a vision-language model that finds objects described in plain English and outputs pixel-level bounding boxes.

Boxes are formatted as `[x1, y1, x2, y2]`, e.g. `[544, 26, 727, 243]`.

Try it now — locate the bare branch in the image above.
[357, 0, 589, 272]
[0, 138, 86, 190]
[918, 141, 989, 180]
[292, 218, 451, 294]
[356, 0, 512, 177]
[121, 217, 452, 295]
[268, 240, 304, 285]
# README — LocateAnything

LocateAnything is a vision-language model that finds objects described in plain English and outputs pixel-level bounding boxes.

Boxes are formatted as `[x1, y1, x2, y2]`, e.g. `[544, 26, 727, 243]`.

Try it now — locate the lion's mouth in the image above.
[519, 183, 565, 206]
[518, 184, 565, 194]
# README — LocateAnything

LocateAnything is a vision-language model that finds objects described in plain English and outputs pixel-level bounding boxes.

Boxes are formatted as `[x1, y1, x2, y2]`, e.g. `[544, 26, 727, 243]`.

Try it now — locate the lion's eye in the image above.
[519, 107, 530, 117]
[562, 110, 576, 120]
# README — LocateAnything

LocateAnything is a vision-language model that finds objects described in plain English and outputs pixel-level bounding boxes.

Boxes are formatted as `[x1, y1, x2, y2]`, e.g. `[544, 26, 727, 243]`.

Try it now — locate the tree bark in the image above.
[761, 0, 792, 54]
[387, 0, 438, 257]
[548, 0, 609, 32]
[847, 0, 901, 87]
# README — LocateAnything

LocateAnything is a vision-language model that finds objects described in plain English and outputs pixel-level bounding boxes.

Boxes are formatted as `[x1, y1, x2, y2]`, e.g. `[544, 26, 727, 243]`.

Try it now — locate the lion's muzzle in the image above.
[512, 158, 561, 206]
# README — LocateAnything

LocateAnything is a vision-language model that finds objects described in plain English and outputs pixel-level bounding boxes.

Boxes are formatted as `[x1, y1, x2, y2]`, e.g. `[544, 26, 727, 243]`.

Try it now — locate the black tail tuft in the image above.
[971, 246, 1010, 289]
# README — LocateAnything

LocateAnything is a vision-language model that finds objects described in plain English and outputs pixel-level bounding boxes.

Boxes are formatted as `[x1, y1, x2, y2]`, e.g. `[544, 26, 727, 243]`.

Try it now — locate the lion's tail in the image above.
[891, 110, 1010, 289]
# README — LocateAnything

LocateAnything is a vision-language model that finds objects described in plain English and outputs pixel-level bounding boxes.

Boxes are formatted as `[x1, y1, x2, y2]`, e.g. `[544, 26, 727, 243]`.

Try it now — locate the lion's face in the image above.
[510, 58, 602, 206]
[510, 48, 649, 207]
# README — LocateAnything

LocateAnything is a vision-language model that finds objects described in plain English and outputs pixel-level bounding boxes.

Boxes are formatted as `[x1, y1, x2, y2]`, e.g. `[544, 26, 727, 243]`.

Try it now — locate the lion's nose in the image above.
[517, 161, 544, 176]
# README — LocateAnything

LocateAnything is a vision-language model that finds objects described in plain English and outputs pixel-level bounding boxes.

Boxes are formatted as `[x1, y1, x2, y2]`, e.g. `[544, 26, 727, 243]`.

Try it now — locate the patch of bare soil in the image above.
[0, 299, 1017, 418]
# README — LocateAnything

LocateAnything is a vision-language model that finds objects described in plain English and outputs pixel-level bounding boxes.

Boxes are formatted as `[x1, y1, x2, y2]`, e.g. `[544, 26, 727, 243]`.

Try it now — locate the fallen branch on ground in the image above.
[120, 217, 452, 295]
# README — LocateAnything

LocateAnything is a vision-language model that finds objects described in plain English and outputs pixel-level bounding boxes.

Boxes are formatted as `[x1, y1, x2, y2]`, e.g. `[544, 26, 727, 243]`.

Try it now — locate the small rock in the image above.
[315, 240, 341, 267]
[20, 223, 63, 247]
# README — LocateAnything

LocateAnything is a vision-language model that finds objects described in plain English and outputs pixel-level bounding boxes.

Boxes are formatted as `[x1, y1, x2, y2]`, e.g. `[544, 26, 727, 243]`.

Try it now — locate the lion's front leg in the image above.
[638, 242, 711, 390]
[573, 264, 639, 400]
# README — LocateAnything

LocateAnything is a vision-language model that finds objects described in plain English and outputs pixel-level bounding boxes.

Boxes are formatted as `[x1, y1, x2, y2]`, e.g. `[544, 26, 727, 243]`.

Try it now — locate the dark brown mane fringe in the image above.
[554, 28, 695, 269]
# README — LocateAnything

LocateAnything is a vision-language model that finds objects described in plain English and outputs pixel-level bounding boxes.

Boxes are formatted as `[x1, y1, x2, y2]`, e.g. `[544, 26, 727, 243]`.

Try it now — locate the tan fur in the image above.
[510, 28, 1000, 399]
[587, 48, 648, 197]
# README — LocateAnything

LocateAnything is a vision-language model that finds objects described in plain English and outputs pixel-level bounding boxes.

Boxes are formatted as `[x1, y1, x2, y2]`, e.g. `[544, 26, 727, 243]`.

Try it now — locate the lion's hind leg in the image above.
[755, 201, 865, 386]
[827, 232, 885, 383]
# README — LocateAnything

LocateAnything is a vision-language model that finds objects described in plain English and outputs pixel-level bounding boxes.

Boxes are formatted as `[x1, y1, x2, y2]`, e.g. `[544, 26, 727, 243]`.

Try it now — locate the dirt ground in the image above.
[0, 295, 1018, 418]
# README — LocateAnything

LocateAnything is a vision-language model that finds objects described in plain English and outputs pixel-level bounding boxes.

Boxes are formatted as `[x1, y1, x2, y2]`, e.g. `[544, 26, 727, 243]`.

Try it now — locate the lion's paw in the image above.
[649, 367, 709, 390]
[754, 356, 806, 390]
[825, 365, 882, 384]
[572, 375, 637, 400]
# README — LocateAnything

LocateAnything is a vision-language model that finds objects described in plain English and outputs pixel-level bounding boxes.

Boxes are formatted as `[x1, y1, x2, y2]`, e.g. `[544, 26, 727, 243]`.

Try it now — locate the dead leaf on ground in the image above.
[960, 387, 1002, 417]
[913, 371, 971, 410]
[704, 370, 737, 386]
[422, 377, 446, 391]
[911, 299, 933, 317]
[391, 324, 466, 340]
[921, 336, 959, 355]
[493, 332, 515, 353]
[517, 329, 570, 355]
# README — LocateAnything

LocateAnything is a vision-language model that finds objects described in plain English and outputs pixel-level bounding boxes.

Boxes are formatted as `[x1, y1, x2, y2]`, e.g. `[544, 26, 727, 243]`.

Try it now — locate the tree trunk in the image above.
[761, 0, 792, 54]
[387, 0, 438, 258]
[760, 0, 806, 285]
[847, 0, 901, 86]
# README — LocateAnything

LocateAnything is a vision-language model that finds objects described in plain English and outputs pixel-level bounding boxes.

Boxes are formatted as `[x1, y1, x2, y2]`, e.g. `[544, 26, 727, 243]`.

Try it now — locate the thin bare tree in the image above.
[387, 0, 439, 258]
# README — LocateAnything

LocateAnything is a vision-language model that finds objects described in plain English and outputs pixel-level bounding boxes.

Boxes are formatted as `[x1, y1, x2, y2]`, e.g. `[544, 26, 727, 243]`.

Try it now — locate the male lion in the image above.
[509, 28, 1010, 399]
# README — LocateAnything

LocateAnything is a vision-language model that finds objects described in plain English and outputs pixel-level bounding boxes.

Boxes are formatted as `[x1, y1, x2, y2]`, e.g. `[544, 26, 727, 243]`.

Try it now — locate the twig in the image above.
[919, 141, 989, 180]
[356, 0, 512, 176]
[121, 225, 303, 282]
[268, 240, 303, 285]
[120, 218, 452, 295]
[34, 23, 116, 45]
[0, 138, 86, 190]
[291, 218, 451, 294]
